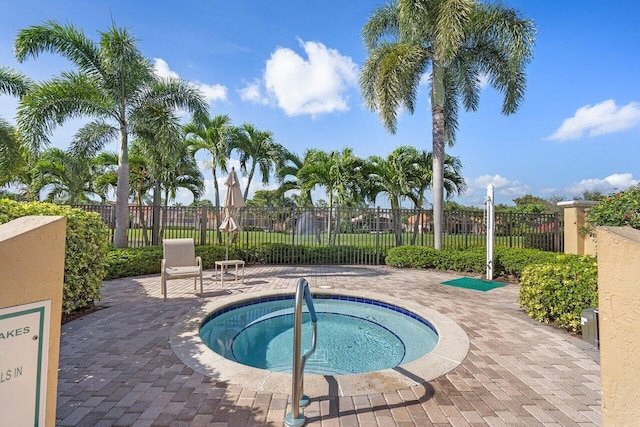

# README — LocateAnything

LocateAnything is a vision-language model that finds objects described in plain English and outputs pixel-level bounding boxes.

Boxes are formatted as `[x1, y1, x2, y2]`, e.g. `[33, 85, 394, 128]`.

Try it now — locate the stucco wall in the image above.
[597, 226, 640, 426]
[0, 216, 66, 427]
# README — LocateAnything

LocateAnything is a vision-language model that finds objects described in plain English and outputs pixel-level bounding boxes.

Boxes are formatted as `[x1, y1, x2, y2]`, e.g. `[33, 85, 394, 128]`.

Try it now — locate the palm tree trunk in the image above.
[243, 162, 255, 202]
[152, 181, 161, 245]
[327, 193, 333, 244]
[411, 207, 421, 245]
[114, 130, 130, 248]
[137, 194, 150, 246]
[431, 63, 446, 250]
[212, 167, 222, 244]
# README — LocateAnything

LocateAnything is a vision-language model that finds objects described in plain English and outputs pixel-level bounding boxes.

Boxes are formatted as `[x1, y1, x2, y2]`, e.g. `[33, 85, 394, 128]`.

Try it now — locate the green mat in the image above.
[440, 277, 506, 292]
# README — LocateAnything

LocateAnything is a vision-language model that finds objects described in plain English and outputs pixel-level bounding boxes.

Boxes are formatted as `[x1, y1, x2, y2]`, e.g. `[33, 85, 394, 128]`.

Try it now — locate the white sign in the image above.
[0, 300, 51, 427]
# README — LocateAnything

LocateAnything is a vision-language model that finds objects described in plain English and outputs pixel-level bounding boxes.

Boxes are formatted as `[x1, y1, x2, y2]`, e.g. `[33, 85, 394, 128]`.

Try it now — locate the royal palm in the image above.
[14, 21, 207, 247]
[360, 0, 535, 249]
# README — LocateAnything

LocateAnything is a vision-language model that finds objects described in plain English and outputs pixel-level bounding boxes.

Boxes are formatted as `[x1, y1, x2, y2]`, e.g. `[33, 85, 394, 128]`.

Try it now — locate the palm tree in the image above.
[364, 146, 419, 245]
[232, 123, 287, 202]
[29, 147, 100, 204]
[94, 139, 204, 244]
[14, 21, 207, 247]
[297, 148, 366, 243]
[184, 114, 233, 243]
[275, 150, 314, 207]
[406, 150, 465, 245]
[360, 0, 535, 249]
[406, 150, 465, 213]
[0, 66, 32, 187]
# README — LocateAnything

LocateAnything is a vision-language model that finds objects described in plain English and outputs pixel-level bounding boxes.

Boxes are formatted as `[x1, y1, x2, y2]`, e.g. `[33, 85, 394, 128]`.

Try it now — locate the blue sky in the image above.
[1, 0, 639, 207]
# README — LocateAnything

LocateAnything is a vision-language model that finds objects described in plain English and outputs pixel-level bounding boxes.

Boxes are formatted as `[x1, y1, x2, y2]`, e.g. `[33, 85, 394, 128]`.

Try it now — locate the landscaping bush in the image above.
[385, 246, 485, 274]
[245, 243, 382, 265]
[104, 244, 230, 279]
[384, 246, 439, 268]
[104, 246, 162, 280]
[518, 255, 597, 333]
[386, 245, 583, 280]
[0, 199, 110, 314]
[495, 247, 561, 279]
[585, 185, 640, 230]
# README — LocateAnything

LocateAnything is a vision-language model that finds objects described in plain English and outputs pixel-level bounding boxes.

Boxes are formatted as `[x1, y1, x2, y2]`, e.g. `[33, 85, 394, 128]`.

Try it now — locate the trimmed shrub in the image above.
[385, 246, 485, 274]
[104, 246, 162, 280]
[495, 247, 561, 279]
[385, 246, 440, 269]
[246, 243, 382, 265]
[518, 255, 597, 333]
[0, 199, 110, 314]
[104, 244, 229, 280]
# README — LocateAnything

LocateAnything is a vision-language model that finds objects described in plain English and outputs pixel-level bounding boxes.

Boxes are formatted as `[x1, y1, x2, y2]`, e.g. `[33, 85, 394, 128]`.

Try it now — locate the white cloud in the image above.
[262, 39, 358, 116]
[238, 79, 271, 105]
[153, 58, 227, 104]
[546, 99, 640, 141]
[197, 83, 228, 104]
[564, 173, 638, 195]
[470, 174, 529, 200]
[472, 174, 511, 189]
[153, 58, 180, 79]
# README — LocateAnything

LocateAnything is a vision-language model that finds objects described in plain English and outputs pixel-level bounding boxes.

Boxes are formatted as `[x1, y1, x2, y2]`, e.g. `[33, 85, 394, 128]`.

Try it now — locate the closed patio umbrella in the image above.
[219, 167, 245, 260]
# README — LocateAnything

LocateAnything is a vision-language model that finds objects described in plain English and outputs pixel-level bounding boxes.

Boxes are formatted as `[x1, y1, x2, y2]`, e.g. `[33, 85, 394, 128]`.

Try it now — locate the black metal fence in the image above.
[75, 205, 563, 264]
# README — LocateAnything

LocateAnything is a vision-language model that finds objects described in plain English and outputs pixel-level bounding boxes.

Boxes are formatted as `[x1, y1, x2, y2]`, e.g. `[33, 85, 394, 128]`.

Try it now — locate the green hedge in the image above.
[385, 245, 560, 278]
[518, 255, 598, 332]
[104, 244, 230, 280]
[104, 243, 385, 279]
[245, 243, 383, 265]
[0, 199, 110, 314]
[495, 247, 561, 279]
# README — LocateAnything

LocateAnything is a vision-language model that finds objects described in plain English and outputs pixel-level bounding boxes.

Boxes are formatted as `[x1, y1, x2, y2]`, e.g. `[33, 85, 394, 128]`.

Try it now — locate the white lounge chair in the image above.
[161, 238, 203, 300]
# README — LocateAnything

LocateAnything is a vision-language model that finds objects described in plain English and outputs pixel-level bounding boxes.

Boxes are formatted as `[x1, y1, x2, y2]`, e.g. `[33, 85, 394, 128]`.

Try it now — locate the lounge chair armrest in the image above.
[161, 258, 166, 273]
[196, 256, 202, 268]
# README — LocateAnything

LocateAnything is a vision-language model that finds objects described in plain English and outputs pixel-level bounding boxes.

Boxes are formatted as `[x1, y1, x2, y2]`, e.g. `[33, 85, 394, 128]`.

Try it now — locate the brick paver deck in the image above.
[57, 265, 601, 426]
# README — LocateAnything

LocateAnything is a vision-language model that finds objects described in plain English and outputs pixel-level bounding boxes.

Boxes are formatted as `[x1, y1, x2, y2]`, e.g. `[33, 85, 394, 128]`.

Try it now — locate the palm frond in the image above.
[15, 20, 103, 78]
[362, 2, 400, 51]
[0, 66, 33, 97]
[71, 120, 118, 158]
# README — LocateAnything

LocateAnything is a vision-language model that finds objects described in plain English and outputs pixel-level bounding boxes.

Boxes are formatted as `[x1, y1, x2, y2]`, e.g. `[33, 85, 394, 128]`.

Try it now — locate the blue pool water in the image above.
[199, 295, 439, 375]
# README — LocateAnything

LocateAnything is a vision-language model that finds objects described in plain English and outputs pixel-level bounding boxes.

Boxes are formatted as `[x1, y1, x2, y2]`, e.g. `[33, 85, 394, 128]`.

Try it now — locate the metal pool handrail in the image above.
[285, 278, 317, 427]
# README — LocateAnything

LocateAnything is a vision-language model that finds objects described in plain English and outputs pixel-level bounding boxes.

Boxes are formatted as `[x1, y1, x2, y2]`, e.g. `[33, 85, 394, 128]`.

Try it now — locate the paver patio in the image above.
[56, 265, 601, 426]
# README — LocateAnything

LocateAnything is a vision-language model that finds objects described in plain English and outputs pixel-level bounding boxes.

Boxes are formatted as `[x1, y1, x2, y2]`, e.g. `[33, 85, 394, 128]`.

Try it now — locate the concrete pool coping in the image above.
[170, 288, 469, 397]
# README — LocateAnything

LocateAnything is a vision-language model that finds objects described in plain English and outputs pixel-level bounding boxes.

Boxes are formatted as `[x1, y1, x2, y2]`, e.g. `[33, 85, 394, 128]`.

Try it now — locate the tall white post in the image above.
[486, 184, 495, 280]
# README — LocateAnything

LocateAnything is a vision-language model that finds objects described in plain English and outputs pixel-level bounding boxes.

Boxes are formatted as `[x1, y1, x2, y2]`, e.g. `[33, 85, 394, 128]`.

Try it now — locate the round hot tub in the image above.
[199, 295, 439, 375]
[171, 289, 469, 396]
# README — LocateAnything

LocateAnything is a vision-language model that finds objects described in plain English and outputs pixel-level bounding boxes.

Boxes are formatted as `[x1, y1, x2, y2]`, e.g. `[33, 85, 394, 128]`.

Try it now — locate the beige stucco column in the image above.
[0, 216, 66, 427]
[557, 200, 598, 256]
[597, 226, 640, 426]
